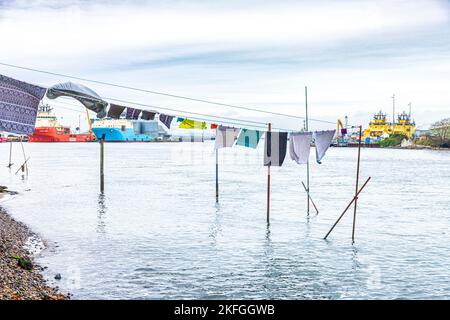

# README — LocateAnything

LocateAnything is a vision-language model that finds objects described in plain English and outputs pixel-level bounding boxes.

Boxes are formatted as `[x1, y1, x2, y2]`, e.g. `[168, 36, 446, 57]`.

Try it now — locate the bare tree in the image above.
[430, 118, 450, 145]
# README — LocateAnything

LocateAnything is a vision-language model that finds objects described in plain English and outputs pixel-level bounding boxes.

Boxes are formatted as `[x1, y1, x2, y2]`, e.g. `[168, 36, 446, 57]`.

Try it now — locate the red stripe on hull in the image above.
[29, 127, 95, 142]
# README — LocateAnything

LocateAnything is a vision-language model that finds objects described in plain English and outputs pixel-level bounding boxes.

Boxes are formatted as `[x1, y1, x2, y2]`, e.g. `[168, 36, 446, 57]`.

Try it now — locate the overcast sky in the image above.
[0, 0, 449, 132]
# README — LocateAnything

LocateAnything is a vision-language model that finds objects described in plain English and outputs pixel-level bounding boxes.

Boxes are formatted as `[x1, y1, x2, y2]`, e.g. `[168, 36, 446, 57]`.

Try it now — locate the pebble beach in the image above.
[0, 203, 68, 300]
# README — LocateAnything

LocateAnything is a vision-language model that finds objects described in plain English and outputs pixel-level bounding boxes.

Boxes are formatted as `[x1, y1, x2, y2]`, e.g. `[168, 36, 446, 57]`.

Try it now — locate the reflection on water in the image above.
[0, 142, 449, 299]
[97, 193, 107, 235]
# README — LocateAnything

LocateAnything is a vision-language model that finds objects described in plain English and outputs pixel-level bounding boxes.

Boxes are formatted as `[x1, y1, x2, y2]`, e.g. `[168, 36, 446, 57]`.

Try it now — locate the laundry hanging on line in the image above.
[264, 132, 288, 167]
[126, 107, 141, 120]
[46, 81, 108, 118]
[159, 114, 174, 129]
[0, 74, 47, 135]
[178, 118, 207, 130]
[289, 132, 313, 164]
[107, 104, 126, 119]
[141, 110, 156, 120]
[235, 129, 263, 149]
[214, 125, 241, 149]
[313, 130, 336, 164]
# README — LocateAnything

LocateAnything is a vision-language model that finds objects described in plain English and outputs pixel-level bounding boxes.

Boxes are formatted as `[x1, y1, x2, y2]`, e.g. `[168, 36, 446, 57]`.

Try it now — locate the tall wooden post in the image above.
[267, 123, 272, 224]
[215, 148, 219, 203]
[352, 126, 363, 243]
[305, 86, 310, 216]
[100, 138, 105, 193]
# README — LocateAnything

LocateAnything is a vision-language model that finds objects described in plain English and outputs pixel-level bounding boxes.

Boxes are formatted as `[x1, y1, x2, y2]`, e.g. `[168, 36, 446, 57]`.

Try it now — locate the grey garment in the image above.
[289, 132, 312, 164]
[126, 107, 141, 120]
[214, 125, 240, 149]
[313, 130, 336, 164]
[46, 82, 108, 118]
[159, 114, 174, 129]
[141, 110, 156, 120]
[107, 104, 125, 119]
[264, 132, 288, 166]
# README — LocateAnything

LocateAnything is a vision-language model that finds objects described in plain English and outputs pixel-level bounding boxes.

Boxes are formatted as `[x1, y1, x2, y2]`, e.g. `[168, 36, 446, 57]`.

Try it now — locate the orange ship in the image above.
[29, 105, 95, 142]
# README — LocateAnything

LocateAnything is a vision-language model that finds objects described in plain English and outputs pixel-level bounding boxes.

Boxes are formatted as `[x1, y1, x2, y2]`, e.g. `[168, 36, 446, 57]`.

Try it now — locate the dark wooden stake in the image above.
[267, 123, 272, 224]
[215, 148, 219, 203]
[15, 157, 30, 175]
[7, 140, 13, 168]
[352, 125, 363, 243]
[20, 136, 28, 175]
[324, 177, 371, 240]
[100, 139, 104, 193]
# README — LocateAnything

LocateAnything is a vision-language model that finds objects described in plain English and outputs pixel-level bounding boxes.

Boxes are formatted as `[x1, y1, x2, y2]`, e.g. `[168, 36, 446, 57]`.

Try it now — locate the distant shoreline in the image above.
[0, 203, 68, 300]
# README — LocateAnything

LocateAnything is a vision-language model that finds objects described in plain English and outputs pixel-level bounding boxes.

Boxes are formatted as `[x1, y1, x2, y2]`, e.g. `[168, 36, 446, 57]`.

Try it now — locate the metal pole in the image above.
[305, 86, 310, 216]
[351, 126, 363, 243]
[100, 139, 104, 193]
[267, 123, 272, 224]
[215, 148, 219, 203]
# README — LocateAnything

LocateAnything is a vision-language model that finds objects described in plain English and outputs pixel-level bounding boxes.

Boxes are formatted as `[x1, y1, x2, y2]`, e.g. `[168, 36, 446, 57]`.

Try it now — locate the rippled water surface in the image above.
[1, 142, 449, 299]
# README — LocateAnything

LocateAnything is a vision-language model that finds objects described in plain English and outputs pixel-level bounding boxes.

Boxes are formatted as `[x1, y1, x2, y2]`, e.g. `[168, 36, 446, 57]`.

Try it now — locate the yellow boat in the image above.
[363, 111, 415, 139]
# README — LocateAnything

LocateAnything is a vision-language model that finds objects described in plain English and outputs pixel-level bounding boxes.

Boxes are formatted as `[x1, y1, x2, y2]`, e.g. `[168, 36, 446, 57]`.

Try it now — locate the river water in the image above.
[0, 141, 449, 299]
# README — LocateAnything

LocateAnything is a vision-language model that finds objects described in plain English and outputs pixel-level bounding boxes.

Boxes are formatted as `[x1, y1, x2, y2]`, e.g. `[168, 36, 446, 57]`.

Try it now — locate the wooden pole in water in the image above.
[305, 86, 310, 216]
[7, 140, 13, 168]
[215, 148, 219, 203]
[20, 136, 28, 175]
[100, 138, 104, 193]
[352, 125, 363, 243]
[324, 176, 371, 240]
[267, 123, 272, 224]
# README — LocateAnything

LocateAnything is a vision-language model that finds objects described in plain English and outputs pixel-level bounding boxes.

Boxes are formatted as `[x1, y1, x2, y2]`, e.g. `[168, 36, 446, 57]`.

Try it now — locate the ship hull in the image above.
[92, 127, 156, 142]
[29, 127, 95, 142]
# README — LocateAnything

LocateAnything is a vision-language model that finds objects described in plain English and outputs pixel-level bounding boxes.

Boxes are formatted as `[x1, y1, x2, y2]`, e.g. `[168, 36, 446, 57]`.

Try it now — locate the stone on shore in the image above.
[0, 207, 68, 300]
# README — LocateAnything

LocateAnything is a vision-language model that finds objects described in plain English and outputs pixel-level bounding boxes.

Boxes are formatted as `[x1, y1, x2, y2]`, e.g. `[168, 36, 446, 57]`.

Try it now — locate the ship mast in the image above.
[391, 94, 396, 134]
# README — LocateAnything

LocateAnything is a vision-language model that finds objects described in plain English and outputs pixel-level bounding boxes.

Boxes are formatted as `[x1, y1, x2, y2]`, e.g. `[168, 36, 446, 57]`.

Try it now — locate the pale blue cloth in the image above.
[313, 130, 336, 164]
[235, 129, 263, 148]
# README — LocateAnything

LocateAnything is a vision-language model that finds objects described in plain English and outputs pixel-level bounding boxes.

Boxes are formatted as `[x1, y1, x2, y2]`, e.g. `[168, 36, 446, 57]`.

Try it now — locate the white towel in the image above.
[289, 132, 312, 164]
[313, 130, 336, 163]
[214, 125, 241, 149]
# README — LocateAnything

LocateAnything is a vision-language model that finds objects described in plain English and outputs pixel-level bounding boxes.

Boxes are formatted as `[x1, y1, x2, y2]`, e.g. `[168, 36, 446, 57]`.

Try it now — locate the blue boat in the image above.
[92, 118, 159, 142]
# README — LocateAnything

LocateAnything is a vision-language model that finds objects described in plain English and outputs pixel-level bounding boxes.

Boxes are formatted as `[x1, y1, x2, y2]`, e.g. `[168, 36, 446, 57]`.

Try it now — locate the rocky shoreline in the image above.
[0, 205, 68, 300]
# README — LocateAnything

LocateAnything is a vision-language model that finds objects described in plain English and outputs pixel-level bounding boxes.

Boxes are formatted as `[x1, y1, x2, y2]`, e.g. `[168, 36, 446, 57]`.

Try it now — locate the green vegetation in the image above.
[415, 118, 450, 148]
[430, 118, 450, 146]
[378, 134, 406, 147]
[11, 256, 33, 271]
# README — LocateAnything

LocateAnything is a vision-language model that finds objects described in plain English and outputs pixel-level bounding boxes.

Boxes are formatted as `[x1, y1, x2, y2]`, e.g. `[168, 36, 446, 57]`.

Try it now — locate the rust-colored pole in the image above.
[267, 123, 272, 224]
[352, 125, 363, 243]
[324, 177, 371, 240]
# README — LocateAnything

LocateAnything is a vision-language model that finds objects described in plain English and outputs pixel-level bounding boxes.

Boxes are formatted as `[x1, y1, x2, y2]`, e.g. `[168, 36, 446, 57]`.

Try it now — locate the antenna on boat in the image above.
[391, 94, 396, 133]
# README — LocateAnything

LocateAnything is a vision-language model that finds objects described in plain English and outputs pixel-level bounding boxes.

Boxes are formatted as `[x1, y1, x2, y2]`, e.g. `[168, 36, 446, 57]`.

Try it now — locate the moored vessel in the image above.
[91, 118, 159, 142]
[28, 105, 95, 142]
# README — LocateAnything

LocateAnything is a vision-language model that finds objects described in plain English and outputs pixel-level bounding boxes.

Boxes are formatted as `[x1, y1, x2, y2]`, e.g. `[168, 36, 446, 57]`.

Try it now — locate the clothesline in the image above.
[42, 86, 296, 131]
[0, 61, 337, 125]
